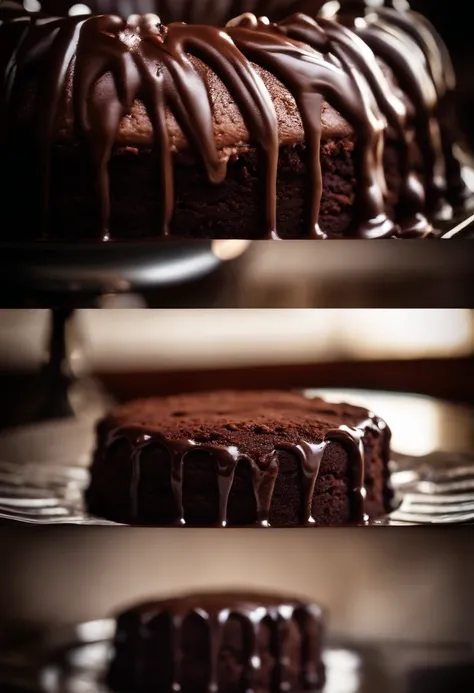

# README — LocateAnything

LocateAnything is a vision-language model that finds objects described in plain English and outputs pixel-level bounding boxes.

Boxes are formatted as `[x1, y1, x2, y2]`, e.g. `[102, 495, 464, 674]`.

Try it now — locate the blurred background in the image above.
[411, 0, 474, 151]
[0, 308, 473, 430]
[0, 527, 473, 648]
[3, 242, 474, 309]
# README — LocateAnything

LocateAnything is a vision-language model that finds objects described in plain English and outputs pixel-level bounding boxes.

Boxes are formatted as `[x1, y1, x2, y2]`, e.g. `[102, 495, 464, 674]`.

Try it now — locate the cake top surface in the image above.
[115, 589, 321, 620]
[102, 390, 381, 458]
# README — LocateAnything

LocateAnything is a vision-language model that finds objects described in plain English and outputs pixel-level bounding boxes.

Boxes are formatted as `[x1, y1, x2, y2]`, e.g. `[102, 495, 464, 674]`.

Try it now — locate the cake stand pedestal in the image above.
[0, 240, 223, 308]
[16, 308, 113, 428]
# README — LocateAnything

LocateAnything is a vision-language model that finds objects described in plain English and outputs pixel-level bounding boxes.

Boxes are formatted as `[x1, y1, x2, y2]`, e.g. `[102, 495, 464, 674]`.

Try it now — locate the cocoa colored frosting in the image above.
[0, 2, 397, 239]
[109, 590, 325, 693]
[100, 391, 390, 526]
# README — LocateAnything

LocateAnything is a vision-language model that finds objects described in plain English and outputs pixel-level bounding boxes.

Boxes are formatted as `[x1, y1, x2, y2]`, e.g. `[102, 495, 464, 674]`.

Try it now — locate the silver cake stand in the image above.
[0, 241, 232, 308]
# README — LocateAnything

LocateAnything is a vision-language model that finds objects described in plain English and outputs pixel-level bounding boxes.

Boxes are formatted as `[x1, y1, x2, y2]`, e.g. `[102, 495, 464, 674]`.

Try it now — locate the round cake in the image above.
[85, 390, 392, 526]
[1, 1, 469, 240]
[107, 591, 326, 693]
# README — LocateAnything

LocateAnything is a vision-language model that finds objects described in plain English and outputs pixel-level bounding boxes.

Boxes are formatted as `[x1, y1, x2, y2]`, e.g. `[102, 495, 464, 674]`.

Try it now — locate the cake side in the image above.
[107, 591, 326, 693]
[31, 137, 358, 240]
[86, 391, 392, 526]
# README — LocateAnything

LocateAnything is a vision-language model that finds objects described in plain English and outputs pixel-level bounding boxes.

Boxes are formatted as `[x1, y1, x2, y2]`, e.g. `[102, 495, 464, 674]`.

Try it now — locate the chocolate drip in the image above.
[249, 451, 279, 527]
[275, 606, 292, 690]
[296, 604, 325, 690]
[207, 611, 222, 693]
[277, 441, 326, 524]
[169, 444, 185, 526]
[130, 435, 149, 518]
[326, 424, 366, 521]
[321, 0, 470, 221]
[1, 6, 398, 239]
[108, 411, 386, 526]
[376, 4, 473, 211]
[110, 594, 325, 693]
[358, 21, 449, 219]
[227, 16, 394, 238]
[277, 12, 430, 236]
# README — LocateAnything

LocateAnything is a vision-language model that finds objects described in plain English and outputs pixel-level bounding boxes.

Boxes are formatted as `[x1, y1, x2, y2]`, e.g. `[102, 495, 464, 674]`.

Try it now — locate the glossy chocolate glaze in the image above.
[319, 0, 474, 220]
[101, 395, 389, 527]
[274, 11, 430, 236]
[226, 13, 394, 239]
[108, 591, 325, 693]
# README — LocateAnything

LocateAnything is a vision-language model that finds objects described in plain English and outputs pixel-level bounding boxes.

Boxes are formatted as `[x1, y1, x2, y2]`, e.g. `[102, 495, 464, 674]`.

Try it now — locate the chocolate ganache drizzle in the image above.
[0, 3, 399, 239]
[103, 410, 388, 526]
[376, 2, 474, 213]
[226, 13, 393, 239]
[319, 0, 474, 220]
[273, 11, 430, 235]
[109, 593, 325, 693]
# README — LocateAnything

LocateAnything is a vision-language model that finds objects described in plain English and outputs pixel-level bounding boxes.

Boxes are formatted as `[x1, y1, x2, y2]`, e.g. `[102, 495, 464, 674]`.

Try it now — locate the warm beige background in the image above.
[0, 309, 472, 371]
[0, 528, 473, 645]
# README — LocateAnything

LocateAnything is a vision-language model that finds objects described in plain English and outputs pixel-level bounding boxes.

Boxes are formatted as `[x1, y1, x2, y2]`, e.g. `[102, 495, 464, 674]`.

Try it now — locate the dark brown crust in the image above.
[3, 132, 409, 240]
[86, 391, 392, 526]
[4, 136, 357, 240]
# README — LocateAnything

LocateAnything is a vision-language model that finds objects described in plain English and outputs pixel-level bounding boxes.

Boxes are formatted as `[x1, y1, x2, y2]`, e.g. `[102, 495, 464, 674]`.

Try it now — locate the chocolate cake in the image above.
[86, 390, 392, 526]
[107, 591, 326, 693]
[1, 1, 469, 240]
